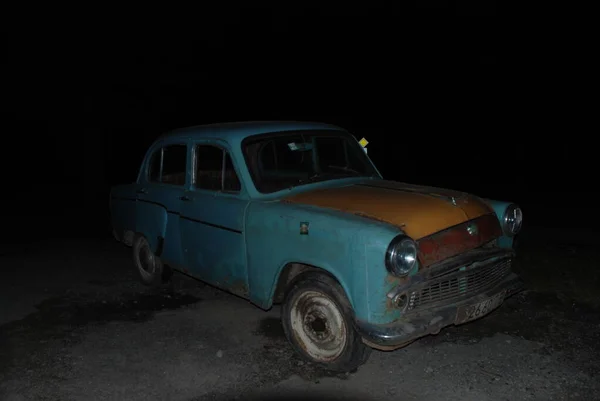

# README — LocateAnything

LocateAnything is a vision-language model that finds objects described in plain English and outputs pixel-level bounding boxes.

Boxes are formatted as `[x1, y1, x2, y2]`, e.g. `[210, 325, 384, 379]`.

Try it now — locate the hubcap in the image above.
[290, 290, 347, 362]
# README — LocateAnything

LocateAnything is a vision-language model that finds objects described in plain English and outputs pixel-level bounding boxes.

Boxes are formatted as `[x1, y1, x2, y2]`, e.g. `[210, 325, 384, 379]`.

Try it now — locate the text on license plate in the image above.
[456, 290, 506, 324]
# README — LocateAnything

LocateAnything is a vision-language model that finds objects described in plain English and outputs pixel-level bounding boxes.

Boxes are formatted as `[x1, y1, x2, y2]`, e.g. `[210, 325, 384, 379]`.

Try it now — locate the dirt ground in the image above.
[1, 229, 599, 401]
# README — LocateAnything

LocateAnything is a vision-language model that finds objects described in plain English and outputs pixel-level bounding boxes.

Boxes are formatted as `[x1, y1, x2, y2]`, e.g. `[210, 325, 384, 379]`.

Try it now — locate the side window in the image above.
[161, 144, 187, 185]
[195, 145, 241, 192]
[148, 149, 162, 183]
[147, 144, 187, 185]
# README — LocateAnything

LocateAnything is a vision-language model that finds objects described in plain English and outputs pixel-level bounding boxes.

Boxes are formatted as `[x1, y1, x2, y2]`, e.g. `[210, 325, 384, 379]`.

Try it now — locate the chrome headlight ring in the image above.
[385, 235, 418, 277]
[502, 203, 523, 237]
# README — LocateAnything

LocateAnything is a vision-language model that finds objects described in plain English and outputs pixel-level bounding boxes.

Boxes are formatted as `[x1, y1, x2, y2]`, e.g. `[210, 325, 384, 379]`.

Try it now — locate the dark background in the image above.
[1, 3, 592, 243]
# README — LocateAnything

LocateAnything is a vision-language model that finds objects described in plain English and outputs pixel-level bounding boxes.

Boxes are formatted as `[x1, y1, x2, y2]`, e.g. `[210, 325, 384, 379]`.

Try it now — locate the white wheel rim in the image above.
[136, 237, 156, 281]
[289, 290, 347, 362]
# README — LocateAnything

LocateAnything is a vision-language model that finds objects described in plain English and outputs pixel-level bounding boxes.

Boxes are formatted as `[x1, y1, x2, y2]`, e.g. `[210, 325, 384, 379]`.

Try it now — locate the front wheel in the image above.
[281, 272, 372, 372]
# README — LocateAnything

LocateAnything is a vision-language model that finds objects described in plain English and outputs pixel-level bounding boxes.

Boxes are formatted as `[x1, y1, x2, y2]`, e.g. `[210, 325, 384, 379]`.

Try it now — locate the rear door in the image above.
[135, 140, 190, 266]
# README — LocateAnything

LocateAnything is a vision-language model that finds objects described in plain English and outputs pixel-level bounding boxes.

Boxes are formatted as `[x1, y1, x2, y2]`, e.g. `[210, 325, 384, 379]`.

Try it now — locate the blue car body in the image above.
[110, 121, 523, 350]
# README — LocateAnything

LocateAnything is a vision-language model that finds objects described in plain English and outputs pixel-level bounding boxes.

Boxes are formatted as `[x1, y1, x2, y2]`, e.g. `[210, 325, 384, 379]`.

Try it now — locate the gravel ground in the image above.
[1, 234, 599, 401]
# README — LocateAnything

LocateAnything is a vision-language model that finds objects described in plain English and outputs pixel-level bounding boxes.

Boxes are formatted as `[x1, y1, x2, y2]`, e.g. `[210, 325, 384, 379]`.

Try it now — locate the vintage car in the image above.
[110, 121, 524, 372]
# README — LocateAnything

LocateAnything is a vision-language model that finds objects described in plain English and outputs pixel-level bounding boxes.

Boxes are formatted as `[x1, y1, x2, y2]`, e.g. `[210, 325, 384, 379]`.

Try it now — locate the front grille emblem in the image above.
[467, 223, 478, 236]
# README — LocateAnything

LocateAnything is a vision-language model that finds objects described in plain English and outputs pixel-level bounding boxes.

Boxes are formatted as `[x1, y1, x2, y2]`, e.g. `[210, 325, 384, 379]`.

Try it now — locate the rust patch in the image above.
[385, 272, 413, 287]
[227, 280, 250, 298]
[417, 213, 502, 268]
[283, 184, 490, 239]
[222, 274, 250, 299]
[384, 294, 403, 314]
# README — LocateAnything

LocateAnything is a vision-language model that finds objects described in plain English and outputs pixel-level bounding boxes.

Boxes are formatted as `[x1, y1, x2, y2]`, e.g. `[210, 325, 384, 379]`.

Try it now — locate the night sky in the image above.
[2, 3, 592, 241]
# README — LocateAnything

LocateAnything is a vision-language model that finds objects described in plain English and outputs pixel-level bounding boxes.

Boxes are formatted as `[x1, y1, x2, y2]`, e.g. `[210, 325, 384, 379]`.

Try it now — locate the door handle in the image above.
[180, 195, 192, 201]
[136, 188, 147, 194]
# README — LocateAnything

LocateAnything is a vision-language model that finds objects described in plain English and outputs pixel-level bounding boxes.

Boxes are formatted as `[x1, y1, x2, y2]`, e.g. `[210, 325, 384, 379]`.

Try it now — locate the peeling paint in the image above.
[417, 214, 502, 268]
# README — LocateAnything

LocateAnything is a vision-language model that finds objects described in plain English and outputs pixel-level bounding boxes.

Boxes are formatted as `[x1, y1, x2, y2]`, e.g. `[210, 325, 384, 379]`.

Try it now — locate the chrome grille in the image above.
[407, 257, 512, 312]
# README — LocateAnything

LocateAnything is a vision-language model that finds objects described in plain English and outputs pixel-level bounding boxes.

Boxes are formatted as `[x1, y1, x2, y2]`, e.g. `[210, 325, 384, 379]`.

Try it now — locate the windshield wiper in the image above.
[289, 173, 322, 190]
[287, 167, 378, 190]
[328, 166, 380, 179]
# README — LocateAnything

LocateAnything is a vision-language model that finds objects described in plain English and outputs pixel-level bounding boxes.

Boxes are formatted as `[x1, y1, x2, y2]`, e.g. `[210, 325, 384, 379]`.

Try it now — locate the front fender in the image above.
[267, 257, 355, 309]
[245, 201, 371, 313]
[245, 200, 403, 324]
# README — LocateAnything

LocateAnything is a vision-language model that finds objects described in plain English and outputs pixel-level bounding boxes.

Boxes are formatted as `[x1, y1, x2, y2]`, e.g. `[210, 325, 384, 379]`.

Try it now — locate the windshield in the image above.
[243, 130, 379, 194]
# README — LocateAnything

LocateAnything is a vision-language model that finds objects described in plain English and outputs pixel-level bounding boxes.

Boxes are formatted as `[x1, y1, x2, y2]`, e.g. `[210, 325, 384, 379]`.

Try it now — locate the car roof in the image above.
[160, 121, 346, 143]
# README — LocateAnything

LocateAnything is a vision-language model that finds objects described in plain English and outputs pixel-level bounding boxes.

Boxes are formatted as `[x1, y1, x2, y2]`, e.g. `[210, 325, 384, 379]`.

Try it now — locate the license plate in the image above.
[455, 290, 506, 324]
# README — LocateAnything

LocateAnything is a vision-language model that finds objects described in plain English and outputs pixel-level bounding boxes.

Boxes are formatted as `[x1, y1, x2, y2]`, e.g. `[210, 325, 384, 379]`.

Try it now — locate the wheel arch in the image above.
[268, 261, 355, 311]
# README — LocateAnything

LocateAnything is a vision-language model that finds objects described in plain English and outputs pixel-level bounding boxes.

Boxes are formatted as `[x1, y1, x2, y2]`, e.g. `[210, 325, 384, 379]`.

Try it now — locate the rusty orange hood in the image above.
[283, 180, 493, 239]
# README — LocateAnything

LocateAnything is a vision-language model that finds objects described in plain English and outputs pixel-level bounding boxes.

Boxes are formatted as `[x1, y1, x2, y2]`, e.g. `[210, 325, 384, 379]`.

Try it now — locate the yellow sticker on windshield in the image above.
[359, 137, 369, 147]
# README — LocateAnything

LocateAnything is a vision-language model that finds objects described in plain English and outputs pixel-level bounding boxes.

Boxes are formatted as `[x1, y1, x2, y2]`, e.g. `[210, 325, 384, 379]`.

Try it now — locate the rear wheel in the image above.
[281, 272, 372, 372]
[132, 235, 171, 287]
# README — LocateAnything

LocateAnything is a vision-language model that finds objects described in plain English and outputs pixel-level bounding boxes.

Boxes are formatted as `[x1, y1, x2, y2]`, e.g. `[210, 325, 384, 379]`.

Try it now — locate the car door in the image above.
[135, 140, 189, 266]
[179, 141, 250, 297]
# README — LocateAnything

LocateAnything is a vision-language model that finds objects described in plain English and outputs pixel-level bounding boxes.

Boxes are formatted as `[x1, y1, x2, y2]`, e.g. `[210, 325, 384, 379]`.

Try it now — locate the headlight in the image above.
[385, 235, 418, 277]
[502, 203, 523, 236]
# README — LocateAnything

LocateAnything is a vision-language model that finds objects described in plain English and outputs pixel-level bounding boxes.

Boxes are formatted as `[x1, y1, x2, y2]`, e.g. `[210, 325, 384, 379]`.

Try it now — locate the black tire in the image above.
[281, 272, 372, 372]
[132, 234, 170, 287]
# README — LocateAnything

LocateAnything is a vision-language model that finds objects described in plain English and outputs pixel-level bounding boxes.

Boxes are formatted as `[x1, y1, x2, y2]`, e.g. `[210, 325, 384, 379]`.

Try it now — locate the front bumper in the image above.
[355, 270, 524, 350]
